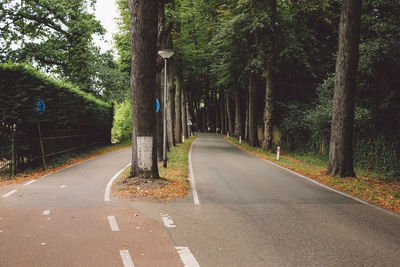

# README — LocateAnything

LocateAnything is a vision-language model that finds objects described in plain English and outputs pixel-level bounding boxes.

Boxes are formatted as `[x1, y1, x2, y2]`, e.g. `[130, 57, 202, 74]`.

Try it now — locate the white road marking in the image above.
[120, 250, 135, 267]
[188, 139, 200, 205]
[160, 213, 176, 228]
[60, 185, 66, 188]
[23, 180, 37, 186]
[2, 190, 17, 198]
[175, 246, 200, 267]
[107, 216, 120, 232]
[42, 210, 51, 215]
[104, 163, 131, 202]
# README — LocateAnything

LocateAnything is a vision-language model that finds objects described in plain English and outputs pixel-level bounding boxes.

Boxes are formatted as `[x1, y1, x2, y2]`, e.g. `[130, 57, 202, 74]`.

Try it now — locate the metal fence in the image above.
[0, 122, 16, 176]
[1, 121, 110, 176]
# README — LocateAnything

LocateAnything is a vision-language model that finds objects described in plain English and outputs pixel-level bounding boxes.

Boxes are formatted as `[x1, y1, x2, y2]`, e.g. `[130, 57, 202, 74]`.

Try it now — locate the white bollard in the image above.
[239, 136, 242, 144]
[276, 146, 280, 160]
[227, 132, 229, 137]
[182, 135, 185, 143]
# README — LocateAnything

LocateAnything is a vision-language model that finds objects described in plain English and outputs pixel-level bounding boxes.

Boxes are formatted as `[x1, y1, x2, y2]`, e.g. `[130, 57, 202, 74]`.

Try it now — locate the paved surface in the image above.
[2, 134, 400, 267]
[0, 148, 182, 267]
[132, 134, 400, 267]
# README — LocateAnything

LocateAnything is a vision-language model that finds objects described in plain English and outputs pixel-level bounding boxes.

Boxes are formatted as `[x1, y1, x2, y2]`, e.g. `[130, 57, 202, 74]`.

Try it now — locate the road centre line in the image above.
[2, 190, 17, 198]
[23, 180, 37, 186]
[107, 216, 120, 232]
[160, 213, 176, 228]
[188, 139, 200, 205]
[60, 185, 66, 188]
[120, 250, 135, 267]
[175, 246, 200, 267]
[42, 210, 51, 215]
[104, 163, 131, 202]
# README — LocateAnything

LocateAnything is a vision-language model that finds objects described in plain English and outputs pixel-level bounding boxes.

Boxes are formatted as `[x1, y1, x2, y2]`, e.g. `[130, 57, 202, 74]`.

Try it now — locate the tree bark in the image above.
[156, 0, 166, 161]
[226, 97, 234, 135]
[220, 89, 226, 134]
[156, 70, 163, 161]
[174, 68, 182, 143]
[327, 0, 361, 178]
[129, 0, 159, 179]
[166, 59, 175, 148]
[261, 0, 277, 151]
[262, 62, 274, 151]
[234, 88, 244, 138]
[181, 85, 188, 138]
[248, 72, 259, 147]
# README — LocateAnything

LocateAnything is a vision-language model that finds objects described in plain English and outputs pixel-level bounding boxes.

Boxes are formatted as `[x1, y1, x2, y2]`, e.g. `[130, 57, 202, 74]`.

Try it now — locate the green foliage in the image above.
[112, 99, 132, 143]
[0, 63, 112, 129]
[0, 0, 105, 93]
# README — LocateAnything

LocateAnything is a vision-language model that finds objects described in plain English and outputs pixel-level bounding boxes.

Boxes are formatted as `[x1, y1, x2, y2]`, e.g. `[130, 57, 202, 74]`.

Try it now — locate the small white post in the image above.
[182, 135, 185, 143]
[239, 136, 242, 144]
[227, 132, 229, 137]
[276, 146, 280, 160]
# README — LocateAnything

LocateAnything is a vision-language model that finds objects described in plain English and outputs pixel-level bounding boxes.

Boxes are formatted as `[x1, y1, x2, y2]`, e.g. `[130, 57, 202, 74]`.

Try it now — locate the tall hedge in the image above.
[0, 63, 112, 130]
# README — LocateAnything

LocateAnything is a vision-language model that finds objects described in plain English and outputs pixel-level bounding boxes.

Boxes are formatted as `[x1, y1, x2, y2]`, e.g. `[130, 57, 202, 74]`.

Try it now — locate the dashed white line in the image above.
[120, 250, 135, 267]
[107, 216, 120, 232]
[60, 185, 66, 188]
[175, 246, 200, 267]
[2, 190, 17, 198]
[42, 210, 51, 215]
[105, 163, 131, 202]
[188, 139, 200, 205]
[23, 180, 37, 186]
[160, 213, 176, 228]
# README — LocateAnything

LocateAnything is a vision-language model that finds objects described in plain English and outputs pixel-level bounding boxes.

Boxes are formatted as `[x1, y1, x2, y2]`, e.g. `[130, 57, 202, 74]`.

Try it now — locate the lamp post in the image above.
[158, 49, 174, 168]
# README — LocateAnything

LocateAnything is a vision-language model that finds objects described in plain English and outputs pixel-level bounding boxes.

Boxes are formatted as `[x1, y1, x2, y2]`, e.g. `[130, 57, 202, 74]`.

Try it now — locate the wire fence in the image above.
[0, 122, 16, 176]
[1, 121, 110, 177]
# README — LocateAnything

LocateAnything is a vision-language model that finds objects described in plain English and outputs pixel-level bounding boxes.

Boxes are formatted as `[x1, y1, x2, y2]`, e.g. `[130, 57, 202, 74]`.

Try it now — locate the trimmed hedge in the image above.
[0, 63, 113, 166]
[0, 63, 112, 129]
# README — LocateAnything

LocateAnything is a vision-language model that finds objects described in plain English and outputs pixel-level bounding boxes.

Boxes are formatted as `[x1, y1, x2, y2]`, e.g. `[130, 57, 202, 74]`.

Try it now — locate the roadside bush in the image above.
[112, 99, 132, 143]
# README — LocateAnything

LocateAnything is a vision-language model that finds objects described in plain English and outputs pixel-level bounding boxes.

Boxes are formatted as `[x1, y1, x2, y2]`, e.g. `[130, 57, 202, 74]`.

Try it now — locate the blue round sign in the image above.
[33, 98, 45, 115]
[156, 99, 160, 113]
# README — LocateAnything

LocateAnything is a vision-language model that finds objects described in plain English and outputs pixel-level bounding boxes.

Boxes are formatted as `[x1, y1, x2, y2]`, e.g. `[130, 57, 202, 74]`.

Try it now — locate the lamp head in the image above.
[158, 49, 174, 59]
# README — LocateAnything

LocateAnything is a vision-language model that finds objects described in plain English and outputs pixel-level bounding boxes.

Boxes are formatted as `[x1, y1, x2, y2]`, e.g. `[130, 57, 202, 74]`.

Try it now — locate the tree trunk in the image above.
[166, 60, 175, 148]
[327, 0, 361, 178]
[186, 92, 191, 136]
[156, 71, 163, 161]
[174, 68, 182, 143]
[234, 88, 244, 138]
[181, 85, 188, 138]
[220, 89, 225, 134]
[226, 98, 234, 135]
[261, 0, 277, 151]
[156, 0, 166, 161]
[245, 96, 249, 142]
[248, 72, 259, 147]
[262, 62, 274, 151]
[129, 0, 159, 179]
[215, 91, 219, 133]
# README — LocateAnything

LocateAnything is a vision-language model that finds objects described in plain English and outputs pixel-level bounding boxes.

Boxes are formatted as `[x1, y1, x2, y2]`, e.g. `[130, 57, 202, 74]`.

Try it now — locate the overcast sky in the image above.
[93, 0, 119, 53]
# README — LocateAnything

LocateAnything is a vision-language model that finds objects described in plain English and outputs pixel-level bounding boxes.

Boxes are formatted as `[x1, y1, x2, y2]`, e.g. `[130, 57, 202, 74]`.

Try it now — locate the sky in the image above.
[93, 0, 119, 54]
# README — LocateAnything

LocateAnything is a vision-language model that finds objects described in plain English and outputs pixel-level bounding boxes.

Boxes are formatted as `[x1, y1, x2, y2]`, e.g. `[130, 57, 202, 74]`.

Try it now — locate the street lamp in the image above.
[158, 49, 174, 168]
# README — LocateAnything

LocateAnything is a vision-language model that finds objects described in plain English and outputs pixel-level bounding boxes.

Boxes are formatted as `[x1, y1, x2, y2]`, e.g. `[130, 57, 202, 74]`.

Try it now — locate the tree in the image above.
[0, 0, 105, 93]
[129, 0, 159, 179]
[327, 0, 362, 177]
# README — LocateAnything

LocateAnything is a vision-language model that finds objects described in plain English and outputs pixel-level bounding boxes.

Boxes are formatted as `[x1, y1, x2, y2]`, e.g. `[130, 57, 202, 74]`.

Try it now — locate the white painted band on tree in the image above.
[137, 136, 153, 171]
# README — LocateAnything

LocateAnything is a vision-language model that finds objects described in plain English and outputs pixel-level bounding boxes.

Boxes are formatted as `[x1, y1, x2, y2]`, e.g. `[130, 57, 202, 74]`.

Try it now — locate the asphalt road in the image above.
[2, 134, 400, 267]
[133, 133, 400, 267]
[0, 148, 182, 267]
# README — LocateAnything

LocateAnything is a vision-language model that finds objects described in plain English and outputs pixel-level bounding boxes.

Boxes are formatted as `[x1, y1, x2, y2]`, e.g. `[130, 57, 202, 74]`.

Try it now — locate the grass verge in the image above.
[0, 140, 131, 187]
[113, 135, 197, 202]
[225, 136, 400, 214]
